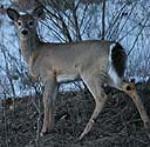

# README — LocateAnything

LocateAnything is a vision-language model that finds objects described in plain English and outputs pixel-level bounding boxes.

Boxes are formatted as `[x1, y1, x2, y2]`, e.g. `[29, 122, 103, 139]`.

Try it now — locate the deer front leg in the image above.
[40, 77, 58, 136]
[79, 73, 107, 140]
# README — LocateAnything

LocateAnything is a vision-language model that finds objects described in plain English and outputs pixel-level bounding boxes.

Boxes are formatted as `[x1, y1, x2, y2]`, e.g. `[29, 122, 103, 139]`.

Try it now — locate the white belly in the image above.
[56, 74, 79, 83]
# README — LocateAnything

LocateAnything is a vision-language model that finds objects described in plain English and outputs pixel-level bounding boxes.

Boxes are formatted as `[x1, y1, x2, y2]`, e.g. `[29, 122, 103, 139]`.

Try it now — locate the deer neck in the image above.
[20, 33, 40, 64]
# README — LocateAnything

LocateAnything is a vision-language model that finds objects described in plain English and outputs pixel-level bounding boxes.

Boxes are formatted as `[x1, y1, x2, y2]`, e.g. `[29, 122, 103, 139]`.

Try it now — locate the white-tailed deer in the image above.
[7, 7, 150, 140]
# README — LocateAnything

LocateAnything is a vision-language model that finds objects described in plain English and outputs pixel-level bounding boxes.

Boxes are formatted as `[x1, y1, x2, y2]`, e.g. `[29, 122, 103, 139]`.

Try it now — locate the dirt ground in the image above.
[0, 83, 150, 147]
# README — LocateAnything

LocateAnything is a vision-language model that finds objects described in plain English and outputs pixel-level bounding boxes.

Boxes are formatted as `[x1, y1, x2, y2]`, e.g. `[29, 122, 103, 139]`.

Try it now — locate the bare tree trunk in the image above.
[72, 6, 82, 41]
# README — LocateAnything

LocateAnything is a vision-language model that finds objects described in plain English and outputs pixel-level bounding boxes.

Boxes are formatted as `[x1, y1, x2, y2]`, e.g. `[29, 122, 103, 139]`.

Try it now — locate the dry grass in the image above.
[0, 83, 150, 147]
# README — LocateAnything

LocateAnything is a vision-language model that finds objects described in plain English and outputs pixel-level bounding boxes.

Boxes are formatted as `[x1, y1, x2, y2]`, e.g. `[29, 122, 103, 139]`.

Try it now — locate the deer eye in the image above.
[18, 21, 22, 26]
[28, 21, 34, 27]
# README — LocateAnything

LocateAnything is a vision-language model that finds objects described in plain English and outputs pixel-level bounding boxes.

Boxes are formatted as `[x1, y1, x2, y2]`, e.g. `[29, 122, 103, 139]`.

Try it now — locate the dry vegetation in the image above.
[0, 83, 150, 147]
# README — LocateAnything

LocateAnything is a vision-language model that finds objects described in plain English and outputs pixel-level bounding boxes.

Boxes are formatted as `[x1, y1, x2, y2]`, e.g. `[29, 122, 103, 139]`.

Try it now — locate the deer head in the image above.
[7, 7, 43, 40]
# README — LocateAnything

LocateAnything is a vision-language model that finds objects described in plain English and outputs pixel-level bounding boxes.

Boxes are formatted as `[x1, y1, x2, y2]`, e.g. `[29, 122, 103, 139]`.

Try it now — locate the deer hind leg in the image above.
[40, 76, 58, 136]
[79, 73, 108, 140]
[121, 82, 150, 129]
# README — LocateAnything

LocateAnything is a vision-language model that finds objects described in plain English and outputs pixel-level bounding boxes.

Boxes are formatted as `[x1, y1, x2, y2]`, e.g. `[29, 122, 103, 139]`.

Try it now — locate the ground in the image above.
[0, 83, 150, 147]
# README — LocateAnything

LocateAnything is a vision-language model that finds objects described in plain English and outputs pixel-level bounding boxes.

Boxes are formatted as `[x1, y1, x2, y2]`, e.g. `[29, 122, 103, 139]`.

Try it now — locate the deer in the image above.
[6, 7, 150, 140]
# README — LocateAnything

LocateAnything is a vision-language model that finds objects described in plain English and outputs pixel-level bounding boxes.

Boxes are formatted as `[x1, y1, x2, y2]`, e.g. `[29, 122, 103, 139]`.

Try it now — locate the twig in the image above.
[128, 15, 149, 56]
[4, 94, 9, 147]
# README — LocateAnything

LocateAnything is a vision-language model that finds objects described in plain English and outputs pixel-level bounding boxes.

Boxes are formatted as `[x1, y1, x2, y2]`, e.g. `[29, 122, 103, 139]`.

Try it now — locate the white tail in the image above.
[7, 7, 150, 139]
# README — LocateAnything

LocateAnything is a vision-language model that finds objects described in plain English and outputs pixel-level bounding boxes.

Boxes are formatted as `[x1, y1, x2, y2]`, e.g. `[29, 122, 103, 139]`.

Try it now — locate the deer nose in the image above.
[21, 30, 28, 35]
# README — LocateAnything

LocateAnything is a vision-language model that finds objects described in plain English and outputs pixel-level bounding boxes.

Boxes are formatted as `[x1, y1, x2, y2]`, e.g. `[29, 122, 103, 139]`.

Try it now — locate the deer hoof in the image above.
[40, 127, 48, 137]
[40, 131, 48, 137]
[144, 121, 150, 129]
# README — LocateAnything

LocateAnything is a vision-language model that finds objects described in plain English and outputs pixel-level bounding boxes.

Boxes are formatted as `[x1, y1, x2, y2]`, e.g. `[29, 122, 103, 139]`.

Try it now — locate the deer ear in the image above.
[7, 8, 19, 21]
[32, 6, 44, 19]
